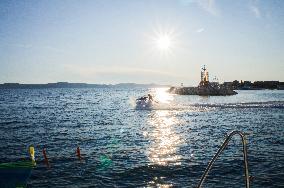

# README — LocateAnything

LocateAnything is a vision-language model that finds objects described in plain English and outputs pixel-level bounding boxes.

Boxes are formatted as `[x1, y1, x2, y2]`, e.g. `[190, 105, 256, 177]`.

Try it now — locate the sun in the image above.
[147, 26, 179, 55]
[155, 34, 171, 51]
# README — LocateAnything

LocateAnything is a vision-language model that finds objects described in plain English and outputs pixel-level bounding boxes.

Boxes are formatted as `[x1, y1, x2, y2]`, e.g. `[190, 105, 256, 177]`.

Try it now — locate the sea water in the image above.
[0, 88, 283, 187]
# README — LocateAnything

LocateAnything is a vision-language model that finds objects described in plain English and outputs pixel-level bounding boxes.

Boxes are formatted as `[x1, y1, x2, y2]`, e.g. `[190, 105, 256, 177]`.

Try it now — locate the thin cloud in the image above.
[249, 0, 261, 19]
[250, 5, 261, 18]
[64, 65, 185, 80]
[4, 43, 65, 53]
[180, 0, 219, 16]
[9, 43, 33, 49]
[196, 28, 204, 33]
[41, 46, 66, 53]
[197, 0, 219, 16]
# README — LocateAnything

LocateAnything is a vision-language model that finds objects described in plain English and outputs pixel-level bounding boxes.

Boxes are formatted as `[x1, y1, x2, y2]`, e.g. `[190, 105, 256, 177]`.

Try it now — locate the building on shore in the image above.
[224, 80, 284, 90]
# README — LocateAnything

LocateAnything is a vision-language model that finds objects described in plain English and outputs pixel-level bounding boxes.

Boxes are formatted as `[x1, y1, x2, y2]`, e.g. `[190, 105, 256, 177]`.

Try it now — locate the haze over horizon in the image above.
[0, 0, 283, 85]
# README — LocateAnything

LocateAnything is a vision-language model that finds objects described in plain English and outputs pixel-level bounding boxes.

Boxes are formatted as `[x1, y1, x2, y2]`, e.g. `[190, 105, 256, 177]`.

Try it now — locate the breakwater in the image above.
[169, 85, 237, 96]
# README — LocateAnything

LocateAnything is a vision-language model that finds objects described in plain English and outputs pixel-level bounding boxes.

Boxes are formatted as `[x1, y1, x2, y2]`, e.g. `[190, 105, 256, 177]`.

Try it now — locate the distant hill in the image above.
[0, 82, 169, 89]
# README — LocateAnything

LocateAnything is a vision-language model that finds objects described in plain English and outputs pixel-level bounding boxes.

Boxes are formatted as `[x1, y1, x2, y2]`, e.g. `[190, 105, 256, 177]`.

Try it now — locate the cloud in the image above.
[41, 46, 66, 53]
[180, 0, 219, 16]
[62, 64, 188, 84]
[250, 5, 261, 18]
[196, 28, 204, 33]
[3, 43, 65, 53]
[64, 64, 184, 81]
[197, 0, 218, 16]
[249, 0, 261, 19]
[9, 43, 33, 49]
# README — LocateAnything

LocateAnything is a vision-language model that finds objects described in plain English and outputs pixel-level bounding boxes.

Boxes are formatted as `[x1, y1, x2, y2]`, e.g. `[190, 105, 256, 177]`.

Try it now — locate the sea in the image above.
[0, 88, 283, 187]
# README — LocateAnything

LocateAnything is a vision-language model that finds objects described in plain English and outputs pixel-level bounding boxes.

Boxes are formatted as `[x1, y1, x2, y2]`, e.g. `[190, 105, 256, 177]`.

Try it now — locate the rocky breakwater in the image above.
[169, 84, 238, 96]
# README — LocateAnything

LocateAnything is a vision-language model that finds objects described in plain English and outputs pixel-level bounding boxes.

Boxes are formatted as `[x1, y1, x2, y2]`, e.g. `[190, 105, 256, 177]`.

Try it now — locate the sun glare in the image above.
[154, 88, 173, 103]
[155, 34, 171, 51]
[147, 26, 180, 56]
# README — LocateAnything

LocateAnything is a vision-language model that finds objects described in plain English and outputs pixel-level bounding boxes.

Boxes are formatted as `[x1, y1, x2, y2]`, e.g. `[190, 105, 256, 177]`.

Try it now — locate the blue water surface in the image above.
[0, 88, 283, 187]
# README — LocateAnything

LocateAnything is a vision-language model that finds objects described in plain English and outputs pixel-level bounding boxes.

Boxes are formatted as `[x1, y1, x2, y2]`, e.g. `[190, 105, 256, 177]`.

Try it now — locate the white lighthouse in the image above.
[200, 65, 209, 86]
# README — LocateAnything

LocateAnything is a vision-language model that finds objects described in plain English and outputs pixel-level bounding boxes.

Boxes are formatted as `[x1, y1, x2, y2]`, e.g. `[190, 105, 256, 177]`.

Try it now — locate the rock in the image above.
[169, 84, 238, 96]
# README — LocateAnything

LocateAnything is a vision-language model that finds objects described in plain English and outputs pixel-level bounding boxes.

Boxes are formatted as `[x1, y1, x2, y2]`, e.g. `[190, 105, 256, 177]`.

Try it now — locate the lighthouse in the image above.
[169, 65, 237, 96]
[200, 65, 209, 86]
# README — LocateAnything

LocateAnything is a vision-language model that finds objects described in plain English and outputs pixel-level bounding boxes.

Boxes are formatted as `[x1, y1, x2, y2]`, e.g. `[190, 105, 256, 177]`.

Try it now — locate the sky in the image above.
[0, 0, 283, 85]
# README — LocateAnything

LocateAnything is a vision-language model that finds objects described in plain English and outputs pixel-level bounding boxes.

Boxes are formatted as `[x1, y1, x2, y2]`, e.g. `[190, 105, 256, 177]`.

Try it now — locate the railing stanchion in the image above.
[196, 131, 250, 188]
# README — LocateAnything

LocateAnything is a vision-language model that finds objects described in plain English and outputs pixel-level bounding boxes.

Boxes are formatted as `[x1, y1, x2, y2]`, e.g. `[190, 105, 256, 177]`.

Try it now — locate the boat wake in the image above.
[131, 97, 284, 111]
[135, 99, 154, 110]
[189, 101, 284, 109]
[130, 97, 183, 110]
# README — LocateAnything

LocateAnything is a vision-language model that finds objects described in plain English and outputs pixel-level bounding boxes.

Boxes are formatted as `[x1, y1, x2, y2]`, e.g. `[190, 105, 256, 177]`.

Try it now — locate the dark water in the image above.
[0, 88, 283, 187]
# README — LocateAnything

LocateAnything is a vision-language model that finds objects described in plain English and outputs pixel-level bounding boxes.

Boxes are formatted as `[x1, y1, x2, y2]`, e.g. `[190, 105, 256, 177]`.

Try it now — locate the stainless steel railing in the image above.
[196, 131, 250, 188]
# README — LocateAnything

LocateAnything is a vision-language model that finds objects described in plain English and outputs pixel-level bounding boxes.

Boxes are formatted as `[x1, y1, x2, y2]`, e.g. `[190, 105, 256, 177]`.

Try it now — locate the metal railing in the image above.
[196, 131, 250, 188]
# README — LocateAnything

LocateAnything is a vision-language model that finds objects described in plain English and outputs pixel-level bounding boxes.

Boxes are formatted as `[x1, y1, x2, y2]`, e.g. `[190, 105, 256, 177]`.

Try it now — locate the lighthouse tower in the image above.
[199, 65, 209, 86]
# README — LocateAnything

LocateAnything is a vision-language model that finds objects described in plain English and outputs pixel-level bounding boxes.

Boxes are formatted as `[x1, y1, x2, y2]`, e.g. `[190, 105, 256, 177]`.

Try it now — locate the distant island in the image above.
[1, 80, 283, 90]
[0, 82, 169, 89]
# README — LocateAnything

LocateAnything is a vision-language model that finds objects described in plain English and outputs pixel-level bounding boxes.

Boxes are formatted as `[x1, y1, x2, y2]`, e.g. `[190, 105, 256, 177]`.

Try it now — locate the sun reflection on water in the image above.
[148, 176, 173, 188]
[144, 88, 183, 187]
[147, 110, 182, 166]
[153, 88, 174, 104]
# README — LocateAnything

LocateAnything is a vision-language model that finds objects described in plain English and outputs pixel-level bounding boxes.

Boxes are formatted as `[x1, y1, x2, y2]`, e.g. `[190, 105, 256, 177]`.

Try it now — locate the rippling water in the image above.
[0, 88, 283, 187]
